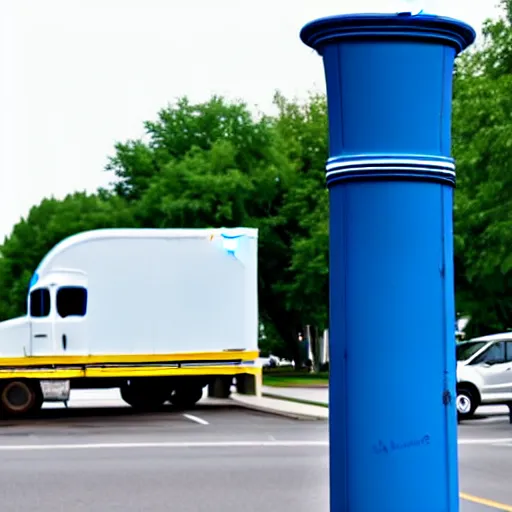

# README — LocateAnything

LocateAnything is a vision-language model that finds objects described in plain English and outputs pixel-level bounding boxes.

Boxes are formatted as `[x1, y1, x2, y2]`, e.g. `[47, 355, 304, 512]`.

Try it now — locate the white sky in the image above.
[0, 0, 502, 240]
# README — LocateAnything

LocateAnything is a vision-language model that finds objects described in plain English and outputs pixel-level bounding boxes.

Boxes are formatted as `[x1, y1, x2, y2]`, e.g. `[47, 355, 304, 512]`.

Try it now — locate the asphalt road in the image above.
[0, 401, 328, 512]
[0, 393, 511, 512]
[459, 410, 512, 511]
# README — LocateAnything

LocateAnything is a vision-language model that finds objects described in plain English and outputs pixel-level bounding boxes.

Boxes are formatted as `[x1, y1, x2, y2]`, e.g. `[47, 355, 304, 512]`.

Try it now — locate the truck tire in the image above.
[0, 380, 41, 418]
[456, 386, 478, 419]
[170, 385, 203, 409]
[120, 382, 166, 411]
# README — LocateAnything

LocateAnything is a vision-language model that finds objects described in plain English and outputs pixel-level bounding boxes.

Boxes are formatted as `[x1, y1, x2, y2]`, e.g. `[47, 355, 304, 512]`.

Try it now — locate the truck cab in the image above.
[28, 269, 88, 356]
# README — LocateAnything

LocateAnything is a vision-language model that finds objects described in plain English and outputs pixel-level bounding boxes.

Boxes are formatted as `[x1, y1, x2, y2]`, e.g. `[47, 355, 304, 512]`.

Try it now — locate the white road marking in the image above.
[183, 414, 209, 425]
[0, 440, 329, 452]
[458, 438, 512, 445]
[0, 437, 507, 451]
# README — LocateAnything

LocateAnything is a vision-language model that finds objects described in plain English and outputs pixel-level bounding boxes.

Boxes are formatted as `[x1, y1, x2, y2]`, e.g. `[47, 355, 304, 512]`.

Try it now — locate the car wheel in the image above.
[456, 388, 477, 419]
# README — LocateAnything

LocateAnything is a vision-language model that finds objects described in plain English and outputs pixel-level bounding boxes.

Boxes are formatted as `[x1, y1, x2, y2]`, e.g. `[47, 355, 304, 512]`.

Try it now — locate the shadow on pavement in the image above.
[0, 401, 236, 426]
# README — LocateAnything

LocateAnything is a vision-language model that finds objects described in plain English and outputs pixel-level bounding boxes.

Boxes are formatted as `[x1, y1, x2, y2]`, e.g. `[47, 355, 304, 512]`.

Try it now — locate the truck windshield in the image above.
[456, 341, 487, 362]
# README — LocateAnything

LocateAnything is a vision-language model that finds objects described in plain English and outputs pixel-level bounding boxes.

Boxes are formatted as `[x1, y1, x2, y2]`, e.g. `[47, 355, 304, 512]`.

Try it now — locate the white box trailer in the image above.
[0, 227, 260, 417]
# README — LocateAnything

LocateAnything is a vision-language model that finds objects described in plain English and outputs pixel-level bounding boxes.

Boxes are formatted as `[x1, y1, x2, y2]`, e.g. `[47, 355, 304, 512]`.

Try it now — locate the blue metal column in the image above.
[300, 13, 475, 512]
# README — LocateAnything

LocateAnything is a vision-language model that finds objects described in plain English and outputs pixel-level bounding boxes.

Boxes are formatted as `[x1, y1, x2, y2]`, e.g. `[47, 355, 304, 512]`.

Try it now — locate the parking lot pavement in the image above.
[2, 400, 328, 445]
[0, 402, 329, 512]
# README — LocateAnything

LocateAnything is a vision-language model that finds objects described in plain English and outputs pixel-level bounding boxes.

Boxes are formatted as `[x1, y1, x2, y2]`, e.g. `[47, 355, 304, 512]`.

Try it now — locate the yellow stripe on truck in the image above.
[0, 365, 261, 380]
[0, 350, 259, 367]
[86, 366, 261, 378]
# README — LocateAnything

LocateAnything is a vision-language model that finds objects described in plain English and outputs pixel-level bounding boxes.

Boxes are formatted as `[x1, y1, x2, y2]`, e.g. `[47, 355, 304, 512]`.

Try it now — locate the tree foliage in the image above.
[452, 0, 512, 335]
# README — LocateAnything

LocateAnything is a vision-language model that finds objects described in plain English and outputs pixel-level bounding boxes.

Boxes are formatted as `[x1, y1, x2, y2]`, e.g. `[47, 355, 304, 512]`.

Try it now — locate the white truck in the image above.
[0, 227, 260, 417]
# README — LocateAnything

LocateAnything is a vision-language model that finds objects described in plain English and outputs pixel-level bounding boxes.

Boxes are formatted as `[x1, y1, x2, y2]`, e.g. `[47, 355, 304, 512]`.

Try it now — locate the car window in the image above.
[506, 342, 512, 362]
[457, 341, 487, 362]
[472, 342, 506, 365]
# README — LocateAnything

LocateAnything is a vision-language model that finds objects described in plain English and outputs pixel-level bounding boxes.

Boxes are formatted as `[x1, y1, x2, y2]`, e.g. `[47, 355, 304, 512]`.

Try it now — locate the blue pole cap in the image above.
[300, 12, 476, 55]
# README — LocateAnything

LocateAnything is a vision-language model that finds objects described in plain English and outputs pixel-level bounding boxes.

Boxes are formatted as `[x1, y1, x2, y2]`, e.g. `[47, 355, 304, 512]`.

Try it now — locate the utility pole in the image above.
[300, 12, 475, 511]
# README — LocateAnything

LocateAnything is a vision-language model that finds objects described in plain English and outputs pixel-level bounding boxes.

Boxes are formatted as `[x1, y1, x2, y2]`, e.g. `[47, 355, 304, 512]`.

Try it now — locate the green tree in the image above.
[272, 92, 329, 355]
[452, 1, 512, 336]
[106, 96, 282, 203]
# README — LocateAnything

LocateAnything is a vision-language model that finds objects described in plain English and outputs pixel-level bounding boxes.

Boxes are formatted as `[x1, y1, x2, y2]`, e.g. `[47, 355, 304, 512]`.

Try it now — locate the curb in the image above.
[230, 394, 328, 421]
[263, 392, 328, 409]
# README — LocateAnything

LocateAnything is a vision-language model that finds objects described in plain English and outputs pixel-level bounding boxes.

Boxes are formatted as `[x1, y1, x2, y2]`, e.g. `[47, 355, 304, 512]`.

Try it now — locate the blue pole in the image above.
[300, 13, 475, 512]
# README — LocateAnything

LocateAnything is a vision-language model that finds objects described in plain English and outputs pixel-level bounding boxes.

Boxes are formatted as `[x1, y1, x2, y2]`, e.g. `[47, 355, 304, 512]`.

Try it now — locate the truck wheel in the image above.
[0, 380, 39, 418]
[456, 387, 478, 419]
[120, 383, 166, 411]
[170, 385, 203, 409]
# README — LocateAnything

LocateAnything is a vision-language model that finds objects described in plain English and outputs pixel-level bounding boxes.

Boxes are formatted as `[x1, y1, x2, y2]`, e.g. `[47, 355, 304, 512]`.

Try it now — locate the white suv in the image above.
[457, 332, 512, 419]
